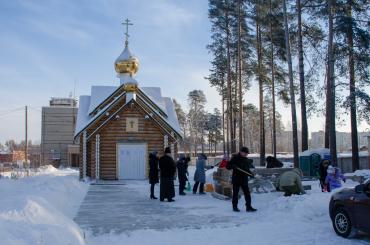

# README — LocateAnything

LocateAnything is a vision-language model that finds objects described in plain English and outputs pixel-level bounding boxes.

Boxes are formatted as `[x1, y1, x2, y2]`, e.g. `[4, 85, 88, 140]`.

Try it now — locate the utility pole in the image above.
[25, 105, 28, 168]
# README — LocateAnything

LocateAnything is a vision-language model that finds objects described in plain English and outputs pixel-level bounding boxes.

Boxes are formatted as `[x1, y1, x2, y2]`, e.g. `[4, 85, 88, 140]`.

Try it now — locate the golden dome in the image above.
[114, 46, 139, 76]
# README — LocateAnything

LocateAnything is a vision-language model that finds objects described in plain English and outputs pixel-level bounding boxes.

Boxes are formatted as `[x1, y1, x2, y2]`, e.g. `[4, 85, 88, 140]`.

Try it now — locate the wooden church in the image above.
[74, 21, 182, 180]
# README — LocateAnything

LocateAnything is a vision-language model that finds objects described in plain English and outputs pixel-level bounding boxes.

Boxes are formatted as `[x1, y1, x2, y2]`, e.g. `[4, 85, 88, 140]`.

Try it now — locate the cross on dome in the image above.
[115, 18, 140, 85]
[122, 18, 133, 48]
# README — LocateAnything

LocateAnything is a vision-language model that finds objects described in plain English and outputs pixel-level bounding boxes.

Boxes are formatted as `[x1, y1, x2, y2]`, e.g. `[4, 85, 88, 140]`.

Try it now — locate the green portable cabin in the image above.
[299, 148, 330, 177]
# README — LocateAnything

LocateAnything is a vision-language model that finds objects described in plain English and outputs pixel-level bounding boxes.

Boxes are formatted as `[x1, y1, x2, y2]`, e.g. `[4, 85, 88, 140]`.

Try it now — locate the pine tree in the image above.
[207, 0, 253, 155]
[334, 0, 369, 170]
[297, 0, 309, 151]
[187, 90, 207, 156]
[283, 0, 300, 167]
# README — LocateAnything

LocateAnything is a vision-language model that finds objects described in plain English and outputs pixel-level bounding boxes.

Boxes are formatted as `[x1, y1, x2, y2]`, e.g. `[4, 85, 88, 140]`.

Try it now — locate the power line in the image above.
[0, 106, 42, 119]
[28, 106, 42, 112]
[0, 107, 24, 118]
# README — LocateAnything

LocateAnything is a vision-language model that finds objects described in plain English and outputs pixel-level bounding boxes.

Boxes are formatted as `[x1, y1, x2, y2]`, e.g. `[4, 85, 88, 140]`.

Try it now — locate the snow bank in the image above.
[345, 169, 370, 181]
[354, 169, 370, 180]
[0, 166, 89, 245]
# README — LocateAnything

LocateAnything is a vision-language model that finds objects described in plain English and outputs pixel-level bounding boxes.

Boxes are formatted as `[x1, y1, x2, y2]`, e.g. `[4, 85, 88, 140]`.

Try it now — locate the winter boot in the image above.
[233, 206, 240, 212]
[246, 207, 257, 212]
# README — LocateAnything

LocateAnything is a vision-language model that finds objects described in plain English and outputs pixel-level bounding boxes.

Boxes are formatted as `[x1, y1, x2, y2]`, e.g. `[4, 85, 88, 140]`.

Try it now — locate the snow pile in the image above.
[0, 165, 72, 179]
[39, 164, 59, 173]
[345, 169, 370, 181]
[353, 169, 370, 179]
[282, 161, 294, 168]
[0, 167, 89, 245]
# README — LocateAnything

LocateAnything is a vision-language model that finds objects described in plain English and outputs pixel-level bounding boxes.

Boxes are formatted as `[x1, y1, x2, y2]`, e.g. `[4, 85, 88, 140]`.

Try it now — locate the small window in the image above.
[50, 149, 61, 160]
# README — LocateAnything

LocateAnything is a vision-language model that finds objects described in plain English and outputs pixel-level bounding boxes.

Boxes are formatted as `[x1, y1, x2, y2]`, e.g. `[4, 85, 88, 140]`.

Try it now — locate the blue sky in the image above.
[0, 0, 368, 144]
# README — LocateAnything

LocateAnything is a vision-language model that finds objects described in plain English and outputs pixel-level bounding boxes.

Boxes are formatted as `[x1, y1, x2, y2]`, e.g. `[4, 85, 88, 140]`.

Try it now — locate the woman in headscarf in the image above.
[193, 153, 208, 195]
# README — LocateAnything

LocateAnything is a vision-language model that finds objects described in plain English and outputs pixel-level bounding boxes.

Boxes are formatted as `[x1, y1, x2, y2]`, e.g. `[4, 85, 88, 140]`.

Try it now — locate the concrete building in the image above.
[41, 98, 79, 167]
[275, 130, 302, 153]
[310, 130, 368, 152]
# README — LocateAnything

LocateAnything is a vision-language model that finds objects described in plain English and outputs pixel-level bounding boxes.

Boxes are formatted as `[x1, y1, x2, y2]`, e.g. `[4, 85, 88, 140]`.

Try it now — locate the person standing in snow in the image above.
[227, 147, 257, 212]
[277, 169, 306, 196]
[325, 166, 346, 192]
[318, 159, 330, 192]
[177, 154, 189, 195]
[149, 151, 159, 199]
[159, 147, 176, 202]
[193, 153, 208, 195]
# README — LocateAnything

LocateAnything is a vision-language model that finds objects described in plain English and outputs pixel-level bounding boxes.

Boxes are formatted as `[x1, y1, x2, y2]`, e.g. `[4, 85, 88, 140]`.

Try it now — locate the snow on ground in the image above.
[0, 166, 89, 245]
[1, 165, 369, 245]
[87, 167, 369, 245]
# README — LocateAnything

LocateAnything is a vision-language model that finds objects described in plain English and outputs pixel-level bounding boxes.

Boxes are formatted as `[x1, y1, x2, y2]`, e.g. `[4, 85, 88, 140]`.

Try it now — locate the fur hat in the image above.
[240, 146, 249, 154]
[164, 147, 171, 154]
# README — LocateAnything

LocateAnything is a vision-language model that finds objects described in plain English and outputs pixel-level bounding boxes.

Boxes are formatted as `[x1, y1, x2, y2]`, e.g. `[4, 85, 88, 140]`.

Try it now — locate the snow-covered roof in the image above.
[86, 85, 168, 116]
[88, 86, 117, 114]
[115, 46, 136, 62]
[75, 93, 123, 137]
[140, 87, 167, 114]
[162, 97, 181, 134]
[75, 96, 91, 136]
[75, 84, 182, 138]
[299, 148, 330, 157]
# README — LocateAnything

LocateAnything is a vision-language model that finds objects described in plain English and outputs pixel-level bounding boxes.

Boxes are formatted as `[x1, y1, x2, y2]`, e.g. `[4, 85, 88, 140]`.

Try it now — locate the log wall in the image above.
[78, 93, 179, 180]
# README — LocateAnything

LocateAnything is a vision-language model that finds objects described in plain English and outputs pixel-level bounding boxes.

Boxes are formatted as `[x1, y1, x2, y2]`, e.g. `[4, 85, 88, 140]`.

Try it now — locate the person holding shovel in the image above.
[227, 147, 257, 212]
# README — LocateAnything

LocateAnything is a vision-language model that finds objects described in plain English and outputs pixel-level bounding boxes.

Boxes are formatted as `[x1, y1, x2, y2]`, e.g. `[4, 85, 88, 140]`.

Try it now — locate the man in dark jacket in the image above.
[149, 151, 159, 199]
[177, 154, 189, 195]
[227, 147, 257, 212]
[159, 147, 176, 202]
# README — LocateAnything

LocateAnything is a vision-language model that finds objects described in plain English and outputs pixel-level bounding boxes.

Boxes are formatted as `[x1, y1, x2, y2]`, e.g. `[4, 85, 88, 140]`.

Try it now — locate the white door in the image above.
[118, 143, 147, 180]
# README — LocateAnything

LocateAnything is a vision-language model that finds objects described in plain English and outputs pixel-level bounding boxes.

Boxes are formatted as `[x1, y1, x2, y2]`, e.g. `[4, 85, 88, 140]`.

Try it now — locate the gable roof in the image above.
[88, 86, 117, 115]
[74, 85, 182, 140]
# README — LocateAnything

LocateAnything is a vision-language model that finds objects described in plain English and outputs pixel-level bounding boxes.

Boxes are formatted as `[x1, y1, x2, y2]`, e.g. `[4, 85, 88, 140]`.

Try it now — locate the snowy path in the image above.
[74, 183, 246, 235]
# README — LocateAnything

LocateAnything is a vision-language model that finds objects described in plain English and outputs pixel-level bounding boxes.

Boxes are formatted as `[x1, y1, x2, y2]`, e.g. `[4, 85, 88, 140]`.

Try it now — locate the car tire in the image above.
[332, 208, 356, 238]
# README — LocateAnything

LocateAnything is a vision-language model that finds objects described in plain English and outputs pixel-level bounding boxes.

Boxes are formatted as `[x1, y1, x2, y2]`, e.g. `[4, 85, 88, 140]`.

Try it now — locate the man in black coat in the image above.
[159, 147, 176, 202]
[177, 154, 189, 195]
[149, 151, 159, 199]
[227, 146, 257, 212]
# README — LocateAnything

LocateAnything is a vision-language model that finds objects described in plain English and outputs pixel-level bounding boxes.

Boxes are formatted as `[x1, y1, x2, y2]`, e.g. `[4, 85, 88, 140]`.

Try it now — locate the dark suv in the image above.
[329, 179, 370, 238]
